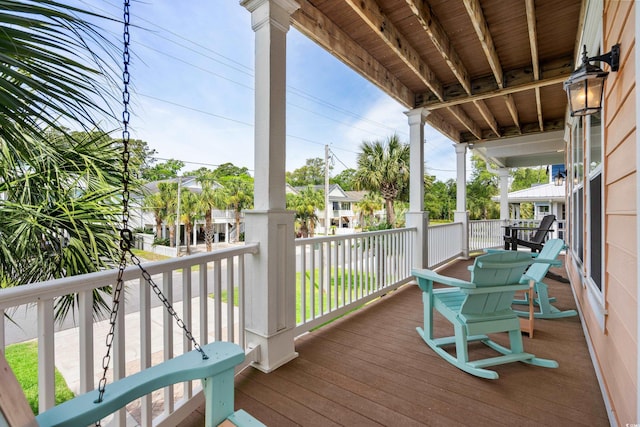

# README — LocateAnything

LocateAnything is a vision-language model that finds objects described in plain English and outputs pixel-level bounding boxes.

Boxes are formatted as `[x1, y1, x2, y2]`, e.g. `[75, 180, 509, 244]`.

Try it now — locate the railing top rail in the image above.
[0, 242, 259, 310]
[295, 227, 417, 245]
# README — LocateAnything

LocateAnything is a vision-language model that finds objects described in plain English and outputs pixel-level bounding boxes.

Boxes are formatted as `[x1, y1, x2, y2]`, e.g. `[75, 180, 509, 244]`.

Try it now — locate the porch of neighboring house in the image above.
[181, 255, 609, 426]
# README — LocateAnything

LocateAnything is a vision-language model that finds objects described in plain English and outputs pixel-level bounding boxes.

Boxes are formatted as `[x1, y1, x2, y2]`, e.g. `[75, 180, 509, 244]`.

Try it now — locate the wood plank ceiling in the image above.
[291, 0, 584, 166]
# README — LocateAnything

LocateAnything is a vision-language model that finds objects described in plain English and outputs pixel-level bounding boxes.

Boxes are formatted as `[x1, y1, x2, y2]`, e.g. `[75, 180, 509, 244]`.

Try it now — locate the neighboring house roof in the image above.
[292, 184, 370, 203]
[492, 183, 565, 203]
[142, 177, 222, 196]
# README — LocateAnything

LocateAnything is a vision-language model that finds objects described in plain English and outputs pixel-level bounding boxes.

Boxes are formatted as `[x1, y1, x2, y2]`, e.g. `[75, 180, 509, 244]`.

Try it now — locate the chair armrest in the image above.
[531, 258, 562, 267]
[412, 268, 475, 289]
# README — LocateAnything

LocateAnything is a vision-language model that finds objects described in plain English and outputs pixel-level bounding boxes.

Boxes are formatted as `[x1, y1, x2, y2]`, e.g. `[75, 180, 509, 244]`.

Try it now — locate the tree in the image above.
[286, 158, 327, 187]
[331, 168, 357, 190]
[424, 178, 456, 221]
[142, 159, 185, 182]
[179, 189, 200, 254]
[220, 175, 253, 242]
[0, 129, 123, 319]
[157, 182, 178, 246]
[144, 191, 166, 238]
[354, 134, 410, 227]
[467, 155, 499, 220]
[286, 186, 324, 237]
[213, 162, 249, 178]
[197, 175, 226, 251]
[354, 192, 383, 228]
[511, 167, 548, 191]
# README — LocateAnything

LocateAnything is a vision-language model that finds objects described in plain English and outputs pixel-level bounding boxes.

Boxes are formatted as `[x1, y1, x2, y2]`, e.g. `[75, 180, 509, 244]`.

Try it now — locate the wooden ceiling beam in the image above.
[406, 0, 487, 141]
[404, 0, 471, 94]
[473, 99, 501, 137]
[425, 111, 460, 143]
[415, 57, 572, 109]
[504, 94, 521, 134]
[525, 0, 544, 131]
[463, 0, 527, 130]
[447, 106, 482, 140]
[417, 74, 568, 109]
[463, 0, 504, 89]
[291, 0, 414, 108]
[343, 0, 444, 100]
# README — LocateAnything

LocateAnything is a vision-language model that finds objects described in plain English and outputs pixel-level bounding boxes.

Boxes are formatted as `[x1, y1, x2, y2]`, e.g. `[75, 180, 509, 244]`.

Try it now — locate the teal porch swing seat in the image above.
[412, 251, 559, 379]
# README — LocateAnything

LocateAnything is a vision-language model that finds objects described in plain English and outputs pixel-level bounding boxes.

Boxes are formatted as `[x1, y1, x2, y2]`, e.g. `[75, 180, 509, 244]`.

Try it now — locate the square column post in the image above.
[241, 0, 299, 372]
[453, 143, 469, 258]
[405, 108, 429, 269]
[497, 168, 510, 220]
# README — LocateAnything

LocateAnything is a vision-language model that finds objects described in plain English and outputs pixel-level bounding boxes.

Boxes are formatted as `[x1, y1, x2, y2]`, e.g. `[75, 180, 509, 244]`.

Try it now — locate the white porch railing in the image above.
[0, 243, 259, 427]
[1, 218, 540, 425]
[293, 228, 415, 336]
[427, 222, 464, 268]
[469, 219, 505, 252]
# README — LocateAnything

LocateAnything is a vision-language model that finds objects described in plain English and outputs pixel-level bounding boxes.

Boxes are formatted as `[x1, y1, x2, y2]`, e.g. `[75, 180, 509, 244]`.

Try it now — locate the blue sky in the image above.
[87, 1, 458, 181]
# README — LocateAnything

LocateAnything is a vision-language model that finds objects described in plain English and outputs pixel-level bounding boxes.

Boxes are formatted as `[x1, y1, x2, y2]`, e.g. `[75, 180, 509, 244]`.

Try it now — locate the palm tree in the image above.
[179, 189, 200, 254]
[286, 186, 324, 237]
[144, 192, 166, 238]
[354, 192, 383, 228]
[355, 134, 410, 227]
[221, 176, 254, 242]
[0, 1, 122, 320]
[197, 175, 226, 251]
[157, 182, 178, 247]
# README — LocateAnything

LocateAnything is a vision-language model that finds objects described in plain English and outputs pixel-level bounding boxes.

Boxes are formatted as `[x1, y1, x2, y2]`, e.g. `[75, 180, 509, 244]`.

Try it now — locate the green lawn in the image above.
[131, 249, 171, 262]
[4, 341, 75, 414]
[217, 268, 375, 324]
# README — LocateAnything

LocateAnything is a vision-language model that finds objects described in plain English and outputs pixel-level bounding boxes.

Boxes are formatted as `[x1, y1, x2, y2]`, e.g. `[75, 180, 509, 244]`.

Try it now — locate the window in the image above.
[570, 120, 584, 264]
[586, 112, 603, 290]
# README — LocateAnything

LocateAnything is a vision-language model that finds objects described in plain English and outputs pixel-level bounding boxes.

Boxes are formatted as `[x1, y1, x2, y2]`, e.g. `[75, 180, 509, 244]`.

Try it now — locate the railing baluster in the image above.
[162, 271, 174, 416]
[213, 259, 222, 341]
[140, 276, 152, 426]
[237, 255, 245, 345]
[78, 289, 93, 394]
[226, 256, 235, 343]
[199, 262, 208, 346]
[182, 266, 192, 399]
[37, 299, 55, 413]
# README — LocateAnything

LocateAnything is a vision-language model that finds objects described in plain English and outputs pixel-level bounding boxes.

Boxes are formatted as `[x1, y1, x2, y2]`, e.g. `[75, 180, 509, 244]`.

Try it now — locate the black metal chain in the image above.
[95, 0, 208, 409]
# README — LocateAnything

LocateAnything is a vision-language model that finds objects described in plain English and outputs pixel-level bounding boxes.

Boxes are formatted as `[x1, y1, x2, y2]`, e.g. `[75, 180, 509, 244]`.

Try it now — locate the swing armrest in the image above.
[35, 342, 245, 427]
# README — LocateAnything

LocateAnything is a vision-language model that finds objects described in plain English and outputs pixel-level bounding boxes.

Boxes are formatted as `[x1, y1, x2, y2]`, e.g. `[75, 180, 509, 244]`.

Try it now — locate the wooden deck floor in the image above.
[182, 256, 609, 426]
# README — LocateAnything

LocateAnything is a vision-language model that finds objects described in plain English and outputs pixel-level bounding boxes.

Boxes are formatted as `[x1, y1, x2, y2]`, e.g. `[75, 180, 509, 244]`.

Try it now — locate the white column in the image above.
[241, 0, 299, 372]
[405, 108, 429, 268]
[498, 168, 510, 220]
[453, 143, 469, 258]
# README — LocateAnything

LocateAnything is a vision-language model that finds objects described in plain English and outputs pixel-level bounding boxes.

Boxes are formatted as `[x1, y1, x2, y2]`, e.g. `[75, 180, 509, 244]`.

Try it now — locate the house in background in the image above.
[138, 177, 236, 246]
[292, 184, 385, 234]
[491, 165, 567, 240]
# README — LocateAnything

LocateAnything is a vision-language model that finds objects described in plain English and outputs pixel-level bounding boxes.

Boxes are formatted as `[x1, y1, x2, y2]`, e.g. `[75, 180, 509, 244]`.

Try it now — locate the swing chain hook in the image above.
[95, 0, 208, 416]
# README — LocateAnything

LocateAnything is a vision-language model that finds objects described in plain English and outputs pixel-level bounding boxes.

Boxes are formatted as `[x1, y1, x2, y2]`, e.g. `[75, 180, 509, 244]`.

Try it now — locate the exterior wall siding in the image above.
[569, 1, 638, 425]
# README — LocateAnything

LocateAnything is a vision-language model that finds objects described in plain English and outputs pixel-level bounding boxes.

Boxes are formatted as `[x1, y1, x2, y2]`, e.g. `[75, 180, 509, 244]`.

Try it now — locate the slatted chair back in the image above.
[529, 214, 556, 244]
[461, 251, 535, 316]
[522, 238, 565, 283]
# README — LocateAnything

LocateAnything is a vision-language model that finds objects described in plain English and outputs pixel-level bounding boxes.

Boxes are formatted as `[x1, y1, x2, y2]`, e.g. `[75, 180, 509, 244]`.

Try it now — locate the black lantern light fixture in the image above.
[563, 44, 620, 117]
[554, 170, 566, 187]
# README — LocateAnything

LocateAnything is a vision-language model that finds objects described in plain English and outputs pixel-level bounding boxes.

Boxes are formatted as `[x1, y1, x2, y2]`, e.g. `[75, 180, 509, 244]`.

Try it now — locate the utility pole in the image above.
[176, 175, 181, 253]
[325, 144, 330, 235]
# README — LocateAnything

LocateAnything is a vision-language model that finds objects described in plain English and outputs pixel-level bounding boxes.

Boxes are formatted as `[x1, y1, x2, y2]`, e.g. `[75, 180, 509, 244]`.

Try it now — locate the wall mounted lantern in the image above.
[563, 44, 620, 117]
[554, 170, 566, 187]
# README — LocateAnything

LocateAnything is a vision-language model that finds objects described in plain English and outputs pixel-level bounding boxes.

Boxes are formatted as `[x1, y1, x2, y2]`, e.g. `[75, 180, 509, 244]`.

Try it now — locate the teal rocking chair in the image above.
[511, 238, 577, 319]
[412, 251, 559, 379]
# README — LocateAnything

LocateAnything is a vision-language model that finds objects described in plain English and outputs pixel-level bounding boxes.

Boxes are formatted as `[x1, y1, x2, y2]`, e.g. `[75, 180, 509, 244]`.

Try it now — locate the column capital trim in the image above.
[242, 0, 300, 32]
[404, 107, 429, 125]
[453, 142, 468, 154]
